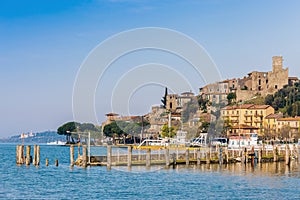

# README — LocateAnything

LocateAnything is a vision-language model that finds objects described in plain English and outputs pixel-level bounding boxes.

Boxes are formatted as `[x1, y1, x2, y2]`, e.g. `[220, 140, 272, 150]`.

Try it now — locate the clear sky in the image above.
[1, 0, 300, 137]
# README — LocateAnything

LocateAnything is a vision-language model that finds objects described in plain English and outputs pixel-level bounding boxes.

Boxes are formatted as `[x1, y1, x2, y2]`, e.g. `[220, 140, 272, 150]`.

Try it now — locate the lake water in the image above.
[1, 143, 300, 199]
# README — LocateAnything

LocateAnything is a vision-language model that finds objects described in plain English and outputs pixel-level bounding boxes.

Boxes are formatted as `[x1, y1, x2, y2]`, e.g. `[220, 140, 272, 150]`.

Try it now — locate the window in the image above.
[275, 85, 278, 89]
[245, 111, 248, 114]
[170, 102, 172, 109]
[258, 79, 261, 85]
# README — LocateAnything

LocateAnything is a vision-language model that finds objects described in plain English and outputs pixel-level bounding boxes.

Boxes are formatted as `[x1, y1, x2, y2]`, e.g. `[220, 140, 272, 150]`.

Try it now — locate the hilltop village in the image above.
[58, 56, 300, 144]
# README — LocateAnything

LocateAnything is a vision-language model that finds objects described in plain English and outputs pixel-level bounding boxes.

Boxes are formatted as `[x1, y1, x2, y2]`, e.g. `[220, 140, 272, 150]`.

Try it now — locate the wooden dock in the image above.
[73, 144, 300, 169]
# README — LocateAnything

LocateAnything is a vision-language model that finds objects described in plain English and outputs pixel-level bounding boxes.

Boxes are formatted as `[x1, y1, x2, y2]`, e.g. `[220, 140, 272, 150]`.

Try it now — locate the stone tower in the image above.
[272, 56, 283, 72]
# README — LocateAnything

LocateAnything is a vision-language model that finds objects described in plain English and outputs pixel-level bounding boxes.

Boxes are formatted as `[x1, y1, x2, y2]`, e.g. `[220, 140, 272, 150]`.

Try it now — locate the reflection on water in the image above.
[185, 161, 300, 178]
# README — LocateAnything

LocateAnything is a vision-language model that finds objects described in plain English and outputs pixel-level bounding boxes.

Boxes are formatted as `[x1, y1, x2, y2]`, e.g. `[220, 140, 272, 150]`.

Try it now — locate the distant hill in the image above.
[0, 131, 65, 144]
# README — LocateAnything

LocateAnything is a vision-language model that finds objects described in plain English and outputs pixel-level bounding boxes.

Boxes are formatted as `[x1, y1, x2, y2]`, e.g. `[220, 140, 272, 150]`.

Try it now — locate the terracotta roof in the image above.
[231, 124, 259, 129]
[249, 105, 270, 109]
[222, 104, 272, 110]
[277, 117, 300, 121]
[265, 113, 283, 119]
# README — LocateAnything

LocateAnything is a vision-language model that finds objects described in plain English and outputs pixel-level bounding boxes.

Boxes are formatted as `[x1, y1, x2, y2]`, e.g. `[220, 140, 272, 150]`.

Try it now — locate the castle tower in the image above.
[272, 56, 283, 72]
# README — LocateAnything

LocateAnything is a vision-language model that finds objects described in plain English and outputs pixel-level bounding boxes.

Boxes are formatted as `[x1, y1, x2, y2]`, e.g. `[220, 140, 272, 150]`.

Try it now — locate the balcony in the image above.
[244, 120, 252, 123]
[244, 114, 252, 117]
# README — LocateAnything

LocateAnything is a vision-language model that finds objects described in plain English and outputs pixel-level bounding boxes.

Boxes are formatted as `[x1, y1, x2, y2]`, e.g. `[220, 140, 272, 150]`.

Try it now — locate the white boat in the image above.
[46, 141, 66, 145]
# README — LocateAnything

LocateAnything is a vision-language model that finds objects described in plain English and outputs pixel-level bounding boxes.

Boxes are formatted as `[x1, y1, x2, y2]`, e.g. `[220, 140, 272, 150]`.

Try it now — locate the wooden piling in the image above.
[70, 145, 74, 167]
[127, 146, 132, 167]
[26, 145, 31, 166]
[146, 148, 151, 167]
[82, 145, 87, 168]
[165, 148, 170, 166]
[185, 148, 190, 165]
[273, 145, 278, 162]
[244, 148, 248, 164]
[218, 147, 223, 165]
[172, 153, 176, 169]
[197, 149, 201, 165]
[46, 158, 49, 166]
[258, 148, 262, 163]
[55, 159, 59, 167]
[225, 148, 229, 164]
[33, 144, 37, 166]
[285, 145, 290, 165]
[206, 149, 210, 164]
[36, 145, 40, 166]
[16, 145, 23, 165]
[21, 145, 25, 163]
[77, 142, 81, 158]
[107, 145, 112, 170]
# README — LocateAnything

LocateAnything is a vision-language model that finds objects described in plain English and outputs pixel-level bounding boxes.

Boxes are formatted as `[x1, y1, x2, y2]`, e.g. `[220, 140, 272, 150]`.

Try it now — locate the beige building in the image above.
[236, 56, 289, 101]
[277, 117, 300, 135]
[221, 104, 275, 135]
[166, 91, 195, 113]
[199, 79, 237, 104]
[200, 56, 290, 103]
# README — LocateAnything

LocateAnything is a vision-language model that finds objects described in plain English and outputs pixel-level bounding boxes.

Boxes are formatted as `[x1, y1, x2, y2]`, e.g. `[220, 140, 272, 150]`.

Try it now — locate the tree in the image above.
[227, 92, 236, 105]
[57, 121, 80, 143]
[161, 124, 176, 138]
[264, 94, 274, 105]
[103, 121, 127, 137]
[161, 87, 168, 109]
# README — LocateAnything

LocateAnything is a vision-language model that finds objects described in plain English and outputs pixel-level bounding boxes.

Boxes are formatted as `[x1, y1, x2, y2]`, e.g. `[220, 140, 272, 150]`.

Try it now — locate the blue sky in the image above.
[1, 0, 300, 137]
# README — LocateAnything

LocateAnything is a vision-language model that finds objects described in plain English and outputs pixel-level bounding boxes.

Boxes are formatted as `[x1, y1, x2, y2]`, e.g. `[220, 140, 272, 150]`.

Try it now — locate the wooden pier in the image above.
[73, 144, 300, 168]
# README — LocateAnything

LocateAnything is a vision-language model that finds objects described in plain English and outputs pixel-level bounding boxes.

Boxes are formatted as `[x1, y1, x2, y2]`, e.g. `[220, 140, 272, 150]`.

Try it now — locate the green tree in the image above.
[161, 124, 176, 138]
[264, 94, 274, 105]
[57, 121, 81, 143]
[161, 87, 168, 109]
[227, 92, 236, 105]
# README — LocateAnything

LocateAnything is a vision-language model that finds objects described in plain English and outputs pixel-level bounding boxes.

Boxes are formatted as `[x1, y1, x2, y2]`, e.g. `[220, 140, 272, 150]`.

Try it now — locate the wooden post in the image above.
[172, 153, 176, 169]
[285, 145, 290, 165]
[33, 144, 37, 166]
[244, 147, 247, 164]
[273, 145, 278, 162]
[127, 146, 132, 167]
[16, 145, 23, 165]
[197, 148, 201, 165]
[70, 145, 74, 167]
[185, 148, 189, 165]
[77, 142, 81, 158]
[82, 145, 87, 168]
[36, 145, 40, 166]
[46, 158, 49, 166]
[251, 146, 255, 166]
[26, 145, 31, 166]
[225, 147, 229, 164]
[146, 148, 151, 167]
[21, 145, 25, 164]
[107, 145, 112, 170]
[55, 159, 59, 167]
[258, 148, 262, 163]
[165, 148, 170, 166]
[206, 148, 210, 164]
[218, 147, 223, 165]
[138, 149, 141, 161]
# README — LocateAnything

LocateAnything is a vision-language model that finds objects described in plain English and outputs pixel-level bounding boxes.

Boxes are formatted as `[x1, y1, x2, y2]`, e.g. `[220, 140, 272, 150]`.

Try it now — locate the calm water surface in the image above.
[1, 143, 300, 199]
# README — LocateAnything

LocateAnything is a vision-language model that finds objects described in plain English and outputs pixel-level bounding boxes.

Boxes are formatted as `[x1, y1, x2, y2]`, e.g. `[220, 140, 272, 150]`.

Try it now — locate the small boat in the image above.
[46, 141, 66, 145]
